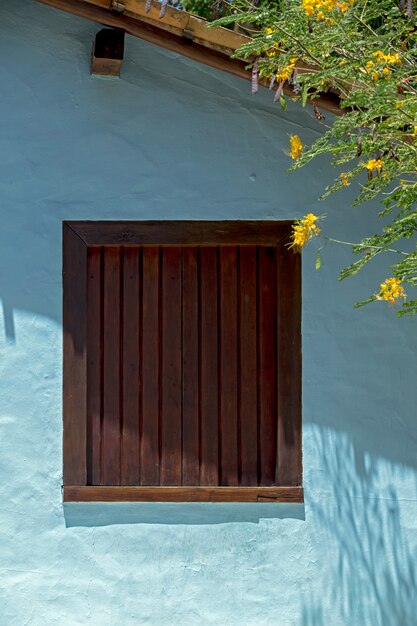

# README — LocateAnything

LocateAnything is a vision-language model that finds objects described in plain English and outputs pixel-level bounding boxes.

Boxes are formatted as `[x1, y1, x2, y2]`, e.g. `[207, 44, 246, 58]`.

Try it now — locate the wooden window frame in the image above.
[63, 221, 303, 503]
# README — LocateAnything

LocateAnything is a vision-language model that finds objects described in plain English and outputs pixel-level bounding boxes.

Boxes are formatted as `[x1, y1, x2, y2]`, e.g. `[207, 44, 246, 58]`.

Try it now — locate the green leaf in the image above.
[279, 93, 287, 111]
[315, 250, 322, 270]
[354, 295, 377, 308]
[301, 84, 308, 108]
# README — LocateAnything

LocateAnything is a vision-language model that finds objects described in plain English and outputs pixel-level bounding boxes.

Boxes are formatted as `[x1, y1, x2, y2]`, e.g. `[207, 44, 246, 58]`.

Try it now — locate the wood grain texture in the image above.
[160, 247, 182, 485]
[277, 241, 302, 486]
[63, 223, 88, 485]
[63, 485, 304, 502]
[141, 247, 160, 485]
[86, 246, 102, 485]
[219, 247, 238, 486]
[101, 246, 121, 485]
[258, 247, 277, 486]
[199, 248, 219, 486]
[121, 247, 141, 485]
[65, 221, 291, 246]
[64, 222, 302, 501]
[181, 247, 200, 485]
[239, 246, 258, 486]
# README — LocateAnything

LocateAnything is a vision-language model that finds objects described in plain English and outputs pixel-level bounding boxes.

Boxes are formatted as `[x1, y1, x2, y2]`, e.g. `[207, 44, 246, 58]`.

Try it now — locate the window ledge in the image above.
[63, 486, 304, 503]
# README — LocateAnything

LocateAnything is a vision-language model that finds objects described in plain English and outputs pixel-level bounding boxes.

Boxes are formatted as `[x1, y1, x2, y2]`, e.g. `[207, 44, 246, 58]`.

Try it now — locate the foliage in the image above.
[211, 0, 417, 315]
[180, 0, 229, 20]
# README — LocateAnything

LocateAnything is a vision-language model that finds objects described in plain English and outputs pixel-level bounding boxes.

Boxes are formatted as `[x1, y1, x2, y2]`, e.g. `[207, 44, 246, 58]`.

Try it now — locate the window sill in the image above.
[63, 486, 304, 503]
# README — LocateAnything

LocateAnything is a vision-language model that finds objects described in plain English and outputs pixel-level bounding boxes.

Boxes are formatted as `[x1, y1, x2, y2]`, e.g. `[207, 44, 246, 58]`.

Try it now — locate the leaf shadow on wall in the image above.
[1, 301, 15, 342]
[301, 434, 417, 626]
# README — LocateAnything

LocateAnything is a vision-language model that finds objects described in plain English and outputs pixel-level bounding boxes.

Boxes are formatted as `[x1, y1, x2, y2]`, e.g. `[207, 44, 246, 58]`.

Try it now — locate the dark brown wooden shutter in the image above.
[63, 222, 302, 503]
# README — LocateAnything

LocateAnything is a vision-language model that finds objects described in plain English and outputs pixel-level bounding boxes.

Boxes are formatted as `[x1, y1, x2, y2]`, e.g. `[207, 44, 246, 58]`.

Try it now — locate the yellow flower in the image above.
[276, 57, 297, 82]
[339, 173, 350, 186]
[365, 158, 384, 173]
[290, 135, 303, 159]
[387, 52, 401, 65]
[288, 214, 320, 251]
[365, 60, 374, 70]
[372, 50, 402, 65]
[303, 213, 319, 229]
[377, 278, 406, 304]
[372, 50, 385, 62]
[372, 71, 380, 81]
[382, 67, 391, 75]
[301, 0, 353, 17]
[337, 2, 350, 12]
[276, 68, 290, 80]
[302, 0, 316, 15]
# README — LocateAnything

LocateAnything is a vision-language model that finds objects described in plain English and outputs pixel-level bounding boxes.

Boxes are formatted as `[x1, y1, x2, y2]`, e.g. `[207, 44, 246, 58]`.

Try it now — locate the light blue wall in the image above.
[1, 2, 416, 625]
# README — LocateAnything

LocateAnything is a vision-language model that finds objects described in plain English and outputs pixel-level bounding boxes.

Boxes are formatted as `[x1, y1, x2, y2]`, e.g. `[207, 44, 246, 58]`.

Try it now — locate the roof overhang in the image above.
[36, 0, 342, 115]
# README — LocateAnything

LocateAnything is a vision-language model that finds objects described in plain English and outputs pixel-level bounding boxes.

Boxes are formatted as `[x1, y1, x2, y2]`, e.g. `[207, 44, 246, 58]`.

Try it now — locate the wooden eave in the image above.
[36, 0, 342, 115]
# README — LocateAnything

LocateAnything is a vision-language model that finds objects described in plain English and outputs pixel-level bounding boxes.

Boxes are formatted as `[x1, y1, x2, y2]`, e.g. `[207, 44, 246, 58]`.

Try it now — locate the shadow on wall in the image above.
[301, 433, 417, 626]
[64, 501, 305, 527]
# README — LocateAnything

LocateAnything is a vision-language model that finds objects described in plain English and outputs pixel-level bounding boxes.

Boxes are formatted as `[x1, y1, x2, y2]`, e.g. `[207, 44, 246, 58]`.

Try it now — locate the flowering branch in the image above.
[212, 0, 417, 315]
[289, 213, 408, 306]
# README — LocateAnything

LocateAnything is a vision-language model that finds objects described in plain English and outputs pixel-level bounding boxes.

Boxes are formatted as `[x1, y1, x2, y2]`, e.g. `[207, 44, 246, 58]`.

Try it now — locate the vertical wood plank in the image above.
[141, 247, 160, 485]
[121, 247, 141, 485]
[160, 247, 182, 485]
[277, 241, 302, 486]
[200, 247, 219, 486]
[63, 224, 88, 485]
[182, 247, 200, 485]
[101, 246, 121, 485]
[219, 247, 238, 486]
[86, 246, 102, 485]
[239, 246, 258, 486]
[258, 247, 277, 485]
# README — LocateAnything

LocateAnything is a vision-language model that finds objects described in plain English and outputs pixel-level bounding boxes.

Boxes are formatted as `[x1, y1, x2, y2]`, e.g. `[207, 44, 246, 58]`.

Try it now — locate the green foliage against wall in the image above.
[211, 0, 417, 315]
[181, 0, 217, 20]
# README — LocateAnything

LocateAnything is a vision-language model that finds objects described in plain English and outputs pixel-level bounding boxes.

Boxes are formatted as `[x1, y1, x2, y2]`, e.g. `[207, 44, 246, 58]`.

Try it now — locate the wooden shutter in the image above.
[63, 222, 302, 502]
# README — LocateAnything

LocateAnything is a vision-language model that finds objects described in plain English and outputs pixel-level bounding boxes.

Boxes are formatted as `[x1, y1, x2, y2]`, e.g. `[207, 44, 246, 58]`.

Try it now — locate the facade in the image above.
[1, 1, 417, 624]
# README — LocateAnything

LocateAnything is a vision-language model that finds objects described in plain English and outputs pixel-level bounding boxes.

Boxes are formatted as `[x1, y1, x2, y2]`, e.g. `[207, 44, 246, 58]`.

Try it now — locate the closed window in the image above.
[63, 221, 302, 502]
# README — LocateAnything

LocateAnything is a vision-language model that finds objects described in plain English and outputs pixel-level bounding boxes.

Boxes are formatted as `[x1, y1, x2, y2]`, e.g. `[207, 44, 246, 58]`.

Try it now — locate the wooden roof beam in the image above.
[36, 0, 342, 115]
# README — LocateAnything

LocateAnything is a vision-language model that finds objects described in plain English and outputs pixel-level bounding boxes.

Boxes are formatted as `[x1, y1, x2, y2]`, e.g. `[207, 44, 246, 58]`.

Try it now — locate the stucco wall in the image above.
[1, 2, 416, 624]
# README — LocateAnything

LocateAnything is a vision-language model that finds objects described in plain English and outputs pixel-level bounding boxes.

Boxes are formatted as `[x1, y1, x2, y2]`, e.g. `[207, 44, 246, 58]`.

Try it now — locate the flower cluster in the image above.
[372, 51, 401, 65]
[301, 0, 352, 19]
[276, 57, 297, 82]
[290, 135, 303, 159]
[377, 277, 406, 304]
[365, 158, 384, 173]
[366, 51, 402, 80]
[289, 213, 320, 251]
[339, 172, 350, 186]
